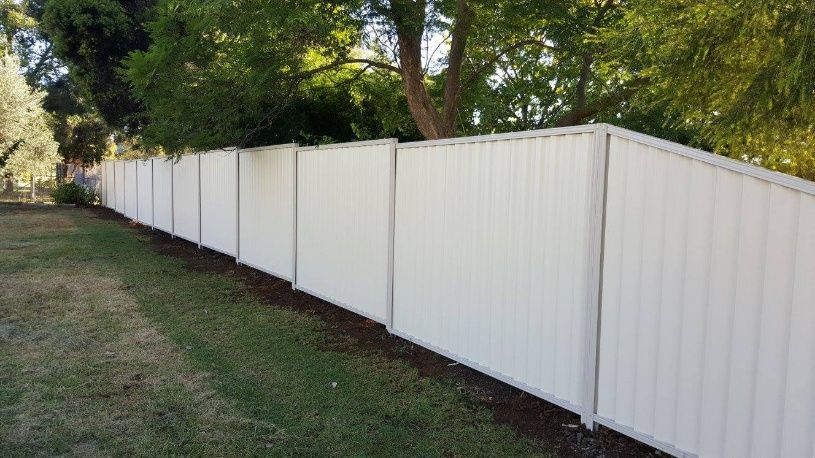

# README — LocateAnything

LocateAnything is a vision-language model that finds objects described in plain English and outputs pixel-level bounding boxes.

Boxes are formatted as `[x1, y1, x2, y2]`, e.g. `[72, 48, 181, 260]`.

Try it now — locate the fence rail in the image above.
[99, 124, 815, 458]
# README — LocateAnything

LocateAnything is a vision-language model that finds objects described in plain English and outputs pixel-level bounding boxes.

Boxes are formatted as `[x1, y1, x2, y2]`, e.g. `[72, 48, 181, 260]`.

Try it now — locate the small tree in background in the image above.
[0, 52, 60, 199]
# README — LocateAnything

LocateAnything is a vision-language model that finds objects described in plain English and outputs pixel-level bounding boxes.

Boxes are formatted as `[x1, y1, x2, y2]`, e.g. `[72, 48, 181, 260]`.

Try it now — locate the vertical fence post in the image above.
[170, 157, 175, 239]
[135, 161, 139, 222]
[291, 145, 299, 290]
[385, 139, 397, 332]
[581, 123, 610, 430]
[151, 159, 155, 230]
[197, 154, 202, 249]
[235, 148, 241, 264]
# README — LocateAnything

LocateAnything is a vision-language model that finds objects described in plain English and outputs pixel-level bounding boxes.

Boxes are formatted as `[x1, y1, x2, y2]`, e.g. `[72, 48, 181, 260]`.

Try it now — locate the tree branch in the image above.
[463, 38, 557, 89]
[554, 78, 647, 127]
[294, 58, 401, 79]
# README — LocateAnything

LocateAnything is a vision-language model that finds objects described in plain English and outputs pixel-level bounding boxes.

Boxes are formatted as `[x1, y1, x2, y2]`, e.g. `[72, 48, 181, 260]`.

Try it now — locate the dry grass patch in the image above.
[0, 269, 281, 456]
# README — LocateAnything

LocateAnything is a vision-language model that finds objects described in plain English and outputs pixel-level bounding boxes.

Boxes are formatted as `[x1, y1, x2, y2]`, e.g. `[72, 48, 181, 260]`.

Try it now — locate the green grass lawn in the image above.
[0, 204, 550, 456]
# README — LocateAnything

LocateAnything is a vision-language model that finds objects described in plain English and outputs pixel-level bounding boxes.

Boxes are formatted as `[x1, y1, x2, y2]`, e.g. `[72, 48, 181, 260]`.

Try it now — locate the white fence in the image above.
[295, 139, 396, 324]
[238, 144, 297, 280]
[201, 149, 238, 255]
[124, 161, 137, 219]
[152, 158, 173, 233]
[98, 124, 815, 458]
[137, 160, 153, 226]
[393, 130, 599, 413]
[172, 154, 200, 245]
[114, 160, 124, 213]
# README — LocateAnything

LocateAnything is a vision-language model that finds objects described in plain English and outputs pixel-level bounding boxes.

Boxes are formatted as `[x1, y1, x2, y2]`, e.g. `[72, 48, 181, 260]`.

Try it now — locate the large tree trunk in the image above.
[392, 0, 473, 140]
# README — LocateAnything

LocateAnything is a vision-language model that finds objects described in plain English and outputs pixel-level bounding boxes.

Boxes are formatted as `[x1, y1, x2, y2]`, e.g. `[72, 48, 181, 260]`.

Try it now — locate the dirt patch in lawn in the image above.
[96, 208, 659, 458]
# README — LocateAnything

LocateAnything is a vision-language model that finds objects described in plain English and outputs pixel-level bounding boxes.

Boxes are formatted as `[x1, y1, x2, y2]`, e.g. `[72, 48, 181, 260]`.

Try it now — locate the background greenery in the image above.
[1, 0, 814, 180]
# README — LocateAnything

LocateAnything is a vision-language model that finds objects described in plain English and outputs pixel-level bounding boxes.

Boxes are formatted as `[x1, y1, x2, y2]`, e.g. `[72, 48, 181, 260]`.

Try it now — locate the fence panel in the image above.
[136, 160, 153, 226]
[114, 161, 125, 213]
[99, 162, 106, 207]
[104, 161, 115, 208]
[238, 144, 296, 279]
[152, 158, 173, 233]
[295, 140, 396, 323]
[392, 130, 598, 412]
[596, 130, 815, 457]
[124, 161, 138, 219]
[200, 149, 237, 255]
[172, 154, 200, 244]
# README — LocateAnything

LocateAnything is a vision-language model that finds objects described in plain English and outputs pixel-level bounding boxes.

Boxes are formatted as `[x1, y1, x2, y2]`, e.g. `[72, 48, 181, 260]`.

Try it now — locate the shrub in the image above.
[51, 182, 99, 206]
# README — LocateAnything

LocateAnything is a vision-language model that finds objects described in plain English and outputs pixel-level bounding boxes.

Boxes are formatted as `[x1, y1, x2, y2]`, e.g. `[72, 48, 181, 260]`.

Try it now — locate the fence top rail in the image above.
[303, 138, 397, 151]
[606, 124, 815, 196]
[238, 143, 298, 154]
[398, 124, 598, 150]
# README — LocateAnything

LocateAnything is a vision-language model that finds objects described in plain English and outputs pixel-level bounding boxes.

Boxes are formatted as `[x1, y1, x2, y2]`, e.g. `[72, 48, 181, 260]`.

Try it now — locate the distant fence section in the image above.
[99, 124, 815, 458]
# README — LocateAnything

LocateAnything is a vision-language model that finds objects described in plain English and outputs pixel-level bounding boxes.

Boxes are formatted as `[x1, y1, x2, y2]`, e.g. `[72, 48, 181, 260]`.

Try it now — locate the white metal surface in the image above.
[393, 132, 596, 409]
[136, 160, 153, 226]
[152, 158, 173, 233]
[172, 154, 200, 244]
[114, 160, 125, 213]
[99, 162, 106, 207]
[104, 161, 115, 208]
[124, 161, 137, 219]
[296, 140, 395, 323]
[597, 134, 815, 457]
[238, 144, 296, 279]
[200, 149, 237, 255]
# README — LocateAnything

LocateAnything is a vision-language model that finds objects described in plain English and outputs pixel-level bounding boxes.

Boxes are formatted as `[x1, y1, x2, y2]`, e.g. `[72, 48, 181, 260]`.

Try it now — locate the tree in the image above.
[0, 52, 60, 196]
[54, 113, 111, 166]
[40, 0, 154, 131]
[607, 0, 815, 180]
[126, 0, 643, 151]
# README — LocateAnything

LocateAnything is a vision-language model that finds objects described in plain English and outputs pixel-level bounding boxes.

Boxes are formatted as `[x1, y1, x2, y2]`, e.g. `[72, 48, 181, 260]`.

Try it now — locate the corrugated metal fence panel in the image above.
[238, 145, 296, 279]
[105, 161, 115, 208]
[597, 134, 815, 457]
[114, 160, 125, 213]
[172, 154, 200, 244]
[392, 133, 596, 410]
[124, 161, 138, 219]
[296, 141, 395, 323]
[200, 149, 237, 255]
[137, 160, 153, 226]
[99, 162, 106, 206]
[152, 158, 173, 233]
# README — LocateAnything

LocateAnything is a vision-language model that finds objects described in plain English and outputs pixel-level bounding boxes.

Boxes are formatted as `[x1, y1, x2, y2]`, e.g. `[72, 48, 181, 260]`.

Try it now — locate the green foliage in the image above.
[607, 0, 815, 180]
[50, 180, 97, 205]
[0, 52, 60, 179]
[123, 0, 367, 152]
[41, 0, 153, 130]
[53, 113, 111, 166]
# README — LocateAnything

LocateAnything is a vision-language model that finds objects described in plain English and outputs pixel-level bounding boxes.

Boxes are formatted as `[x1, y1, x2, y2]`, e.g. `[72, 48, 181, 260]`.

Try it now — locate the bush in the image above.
[51, 182, 99, 206]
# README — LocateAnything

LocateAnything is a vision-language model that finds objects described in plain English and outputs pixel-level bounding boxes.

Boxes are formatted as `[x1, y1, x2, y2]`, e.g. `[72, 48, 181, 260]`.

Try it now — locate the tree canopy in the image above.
[2, 0, 813, 180]
[0, 51, 60, 179]
[606, 0, 815, 180]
